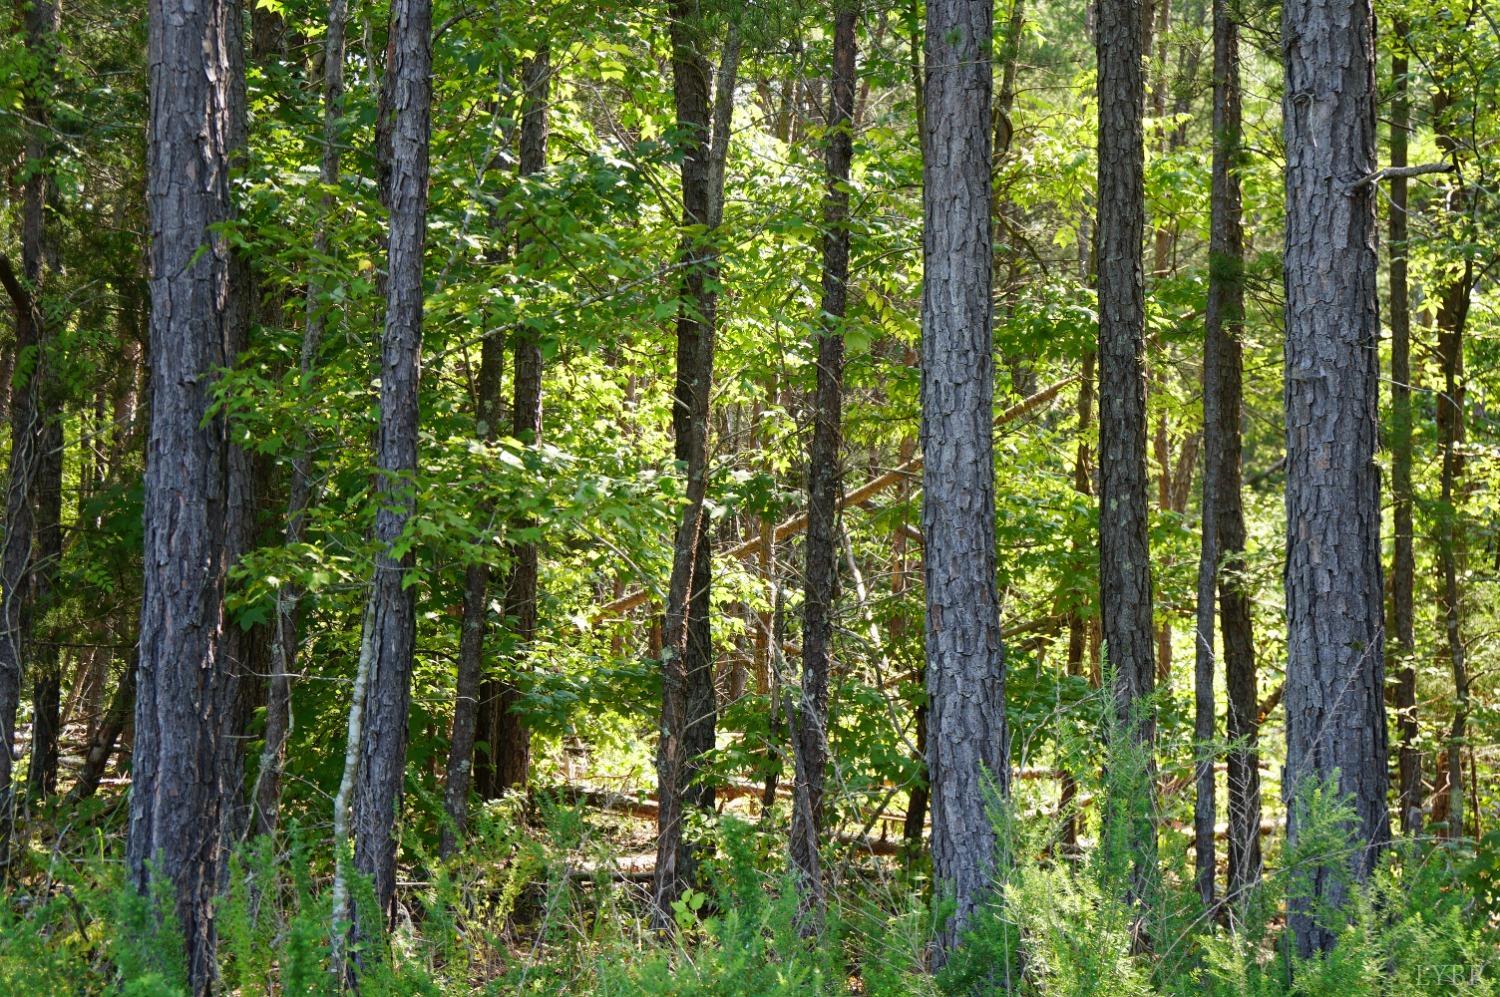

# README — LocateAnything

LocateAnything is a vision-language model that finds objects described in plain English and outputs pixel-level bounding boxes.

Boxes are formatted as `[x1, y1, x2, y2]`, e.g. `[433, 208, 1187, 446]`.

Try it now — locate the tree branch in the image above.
[0, 254, 34, 315]
[1347, 162, 1453, 190]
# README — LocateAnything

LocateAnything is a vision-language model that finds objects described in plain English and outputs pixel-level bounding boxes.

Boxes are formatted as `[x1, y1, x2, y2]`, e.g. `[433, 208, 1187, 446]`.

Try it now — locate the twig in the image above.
[1346, 162, 1453, 190]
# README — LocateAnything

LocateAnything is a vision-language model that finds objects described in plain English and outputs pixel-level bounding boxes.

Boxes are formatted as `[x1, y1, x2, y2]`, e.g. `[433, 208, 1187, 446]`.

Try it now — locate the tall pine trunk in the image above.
[921, 0, 1008, 964]
[128, 0, 245, 986]
[790, 0, 858, 915]
[652, 5, 738, 924]
[1281, 0, 1389, 954]
[1197, 0, 1259, 908]
[1097, 0, 1158, 913]
[348, 0, 431, 939]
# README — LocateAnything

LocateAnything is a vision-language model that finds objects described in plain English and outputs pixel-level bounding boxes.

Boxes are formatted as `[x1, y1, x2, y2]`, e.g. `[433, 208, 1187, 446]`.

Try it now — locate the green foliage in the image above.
[1, 0, 1499, 991]
[110, 867, 188, 994]
[0, 780, 1497, 993]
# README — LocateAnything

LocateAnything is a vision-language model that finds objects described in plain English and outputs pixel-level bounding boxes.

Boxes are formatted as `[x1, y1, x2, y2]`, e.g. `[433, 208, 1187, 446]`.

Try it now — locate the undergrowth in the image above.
[0, 779, 1495, 994]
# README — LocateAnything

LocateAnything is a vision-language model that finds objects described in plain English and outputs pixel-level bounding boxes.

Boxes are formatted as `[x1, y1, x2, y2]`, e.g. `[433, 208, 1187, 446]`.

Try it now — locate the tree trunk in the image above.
[652, 5, 738, 926]
[68, 651, 136, 802]
[790, 0, 858, 917]
[993, 0, 1035, 396]
[25, 414, 62, 801]
[21, 12, 65, 793]
[0, 0, 61, 848]
[1198, 0, 1259, 909]
[1430, 82, 1471, 840]
[1097, 0, 1158, 912]
[491, 47, 552, 795]
[1061, 351, 1096, 855]
[921, 0, 1007, 964]
[216, 0, 258, 851]
[348, 0, 431, 942]
[1281, 0, 1388, 955]
[895, 431, 926, 852]
[1387, 22, 1421, 840]
[252, 0, 349, 843]
[441, 336, 503, 857]
[128, 0, 245, 986]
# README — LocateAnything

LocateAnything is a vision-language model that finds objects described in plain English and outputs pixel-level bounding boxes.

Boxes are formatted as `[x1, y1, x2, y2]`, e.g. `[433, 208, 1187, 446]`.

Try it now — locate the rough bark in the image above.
[349, 0, 431, 940]
[1386, 22, 1421, 840]
[790, 1, 858, 915]
[1198, 0, 1259, 908]
[1280, 0, 1389, 954]
[252, 0, 349, 842]
[492, 47, 552, 795]
[651, 5, 738, 926]
[921, 0, 1007, 963]
[128, 0, 244, 985]
[1097, 0, 1158, 909]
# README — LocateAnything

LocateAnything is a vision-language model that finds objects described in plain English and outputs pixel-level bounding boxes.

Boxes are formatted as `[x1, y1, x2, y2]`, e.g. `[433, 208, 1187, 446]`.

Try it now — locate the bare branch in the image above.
[1347, 162, 1453, 190]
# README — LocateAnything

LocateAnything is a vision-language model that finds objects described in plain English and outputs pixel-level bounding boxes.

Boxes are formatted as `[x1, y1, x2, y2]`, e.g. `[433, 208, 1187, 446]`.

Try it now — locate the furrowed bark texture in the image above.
[350, 0, 431, 937]
[492, 46, 552, 794]
[653, 2, 735, 925]
[129, 0, 243, 987]
[1386, 22, 1421, 839]
[791, 0, 858, 912]
[1280, 0, 1389, 955]
[1097, 0, 1158, 907]
[921, 0, 1007, 963]
[1197, 0, 1260, 908]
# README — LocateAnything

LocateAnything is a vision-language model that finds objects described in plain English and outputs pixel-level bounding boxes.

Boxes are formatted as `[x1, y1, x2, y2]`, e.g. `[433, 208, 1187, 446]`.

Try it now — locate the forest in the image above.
[0, 0, 1497, 991]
